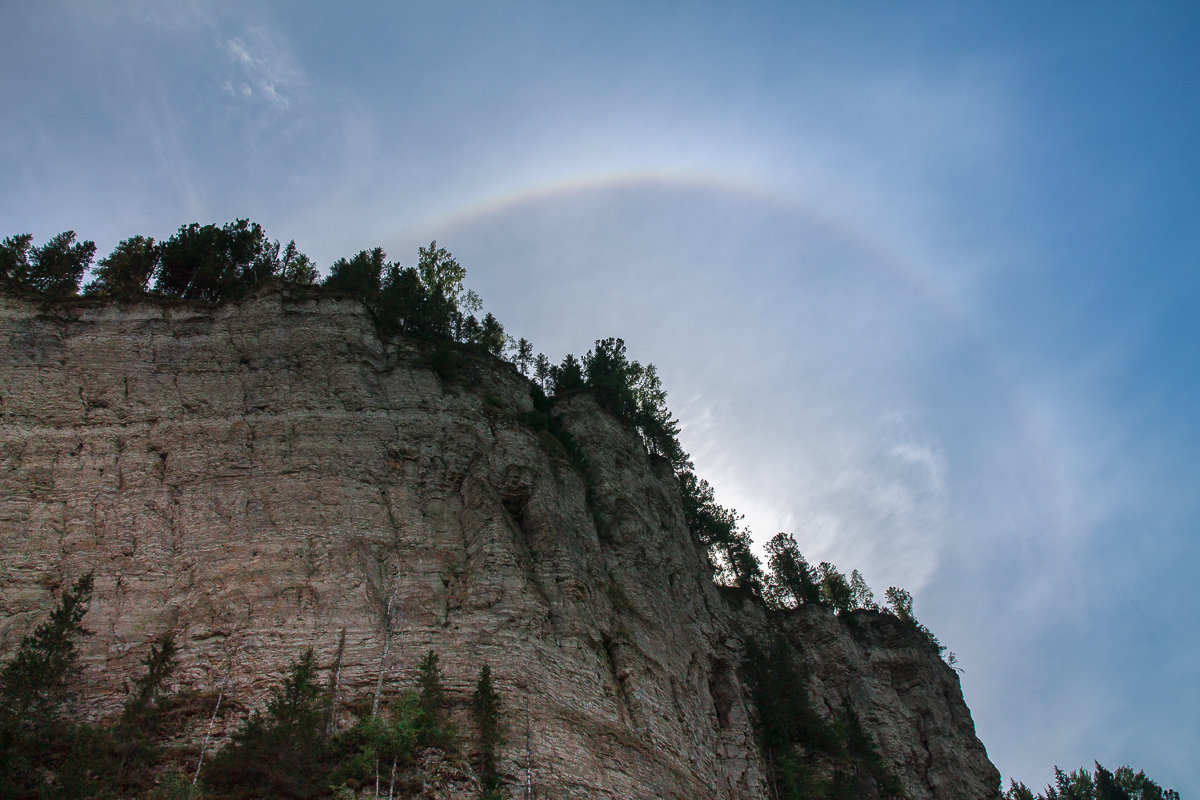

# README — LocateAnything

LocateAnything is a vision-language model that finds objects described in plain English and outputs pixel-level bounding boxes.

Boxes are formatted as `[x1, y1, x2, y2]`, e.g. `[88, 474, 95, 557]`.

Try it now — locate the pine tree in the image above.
[472, 664, 504, 798]
[0, 572, 94, 727]
[84, 236, 157, 297]
[0, 573, 95, 798]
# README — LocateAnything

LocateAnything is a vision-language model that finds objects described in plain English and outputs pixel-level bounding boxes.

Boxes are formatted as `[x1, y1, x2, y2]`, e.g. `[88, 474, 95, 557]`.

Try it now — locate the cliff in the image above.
[0, 286, 1001, 799]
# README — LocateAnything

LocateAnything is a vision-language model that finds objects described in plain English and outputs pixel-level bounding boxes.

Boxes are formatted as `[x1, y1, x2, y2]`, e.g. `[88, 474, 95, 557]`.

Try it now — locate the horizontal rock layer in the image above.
[0, 287, 1000, 799]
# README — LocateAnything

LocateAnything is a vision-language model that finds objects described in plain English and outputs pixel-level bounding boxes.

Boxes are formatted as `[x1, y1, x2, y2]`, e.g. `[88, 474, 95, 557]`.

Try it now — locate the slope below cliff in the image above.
[0, 287, 1001, 799]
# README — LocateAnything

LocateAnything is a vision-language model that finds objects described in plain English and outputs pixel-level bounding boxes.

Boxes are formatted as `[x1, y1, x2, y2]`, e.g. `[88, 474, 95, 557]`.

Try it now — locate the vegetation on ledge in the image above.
[0, 581, 502, 799]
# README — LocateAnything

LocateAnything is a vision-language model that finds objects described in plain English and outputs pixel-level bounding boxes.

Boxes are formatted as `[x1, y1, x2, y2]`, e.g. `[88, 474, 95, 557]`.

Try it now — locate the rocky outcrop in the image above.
[0, 286, 1001, 799]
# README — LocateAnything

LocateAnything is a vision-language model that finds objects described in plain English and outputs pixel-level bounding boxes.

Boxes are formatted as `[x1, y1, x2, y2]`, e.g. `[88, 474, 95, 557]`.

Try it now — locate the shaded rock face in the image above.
[0, 288, 1001, 800]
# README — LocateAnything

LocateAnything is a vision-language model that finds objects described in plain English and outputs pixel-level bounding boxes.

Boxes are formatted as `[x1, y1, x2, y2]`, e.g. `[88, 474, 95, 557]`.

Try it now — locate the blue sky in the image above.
[3, 1, 1198, 794]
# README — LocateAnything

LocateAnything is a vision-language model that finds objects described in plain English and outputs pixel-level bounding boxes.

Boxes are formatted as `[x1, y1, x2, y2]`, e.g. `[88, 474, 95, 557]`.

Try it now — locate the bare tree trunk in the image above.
[372, 594, 396, 717]
[326, 627, 347, 736]
[193, 689, 223, 787]
[388, 757, 397, 800]
[524, 707, 535, 799]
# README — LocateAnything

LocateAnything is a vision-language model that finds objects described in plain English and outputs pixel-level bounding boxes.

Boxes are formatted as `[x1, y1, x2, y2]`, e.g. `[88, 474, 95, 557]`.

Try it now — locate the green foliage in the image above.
[575, 338, 685, 466]
[716, 528, 764, 594]
[885, 587, 946, 656]
[154, 219, 279, 301]
[0, 613, 181, 799]
[522, 390, 589, 473]
[472, 664, 504, 798]
[884, 587, 914, 622]
[34, 231, 97, 297]
[630, 363, 686, 466]
[0, 573, 99, 799]
[85, 235, 158, 297]
[324, 240, 489, 353]
[1004, 762, 1179, 800]
[100, 632, 180, 797]
[1007, 781, 1039, 800]
[766, 542, 881, 618]
[5, 220, 313, 303]
[478, 312, 507, 356]
[678, 470, 740, 547]
[743, 636, 839, 760]
[416, 650, 454, 748]
[550, 352, 585, 394]
[764, 532, 821, 608]
[142, 774, 202, 800]
[0, 572, 94, 727]
[417, 651, 446, 713]
[0, 231, 95, 297]
[533, 353, 552, 390]
[848, 569, 877, 611]
[325, 247, 385, 305]
[514, 338, 534, 376]
[839, 698, 904, 797]
[331, 693, 420, 792]
[122, 631, 178, 726]
[416, 339, 464, 384]
[416, 239, 477, 340]
[279, 240, 318, 285]
[0, 233, 32, 293]
[582, 337, 640, 419]
[204, 648, 332, 799]
[817, 562, 853, 615]
[677, 469, 764, 592]
[327, 649, 463, 797]
[743, 635, 906, 800]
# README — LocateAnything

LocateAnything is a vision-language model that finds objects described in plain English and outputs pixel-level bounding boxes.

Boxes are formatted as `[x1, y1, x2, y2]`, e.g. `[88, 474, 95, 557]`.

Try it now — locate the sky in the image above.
[3, 1, 1198, 794]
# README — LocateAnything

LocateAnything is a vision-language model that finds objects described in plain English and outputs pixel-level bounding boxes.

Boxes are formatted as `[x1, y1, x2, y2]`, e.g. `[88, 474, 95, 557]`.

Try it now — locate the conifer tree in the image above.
[764, 532, 820, 608]
[533, 353, 552, 391]
[84, 235, 157, 297]
[515, 337, 534, 376]
[0, 231, 95, 297]
[0, 573, 95, 798]
[472, 664, 504, 798]
[0, 572, 94, 727]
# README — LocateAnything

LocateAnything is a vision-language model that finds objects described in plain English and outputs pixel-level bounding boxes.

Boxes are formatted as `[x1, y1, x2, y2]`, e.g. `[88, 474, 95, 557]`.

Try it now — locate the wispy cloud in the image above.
[221, 27, 301, 111]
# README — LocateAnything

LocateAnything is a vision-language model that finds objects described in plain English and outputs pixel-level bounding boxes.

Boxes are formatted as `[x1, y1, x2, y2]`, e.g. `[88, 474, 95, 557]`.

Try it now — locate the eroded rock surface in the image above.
[0, 287, 1000, 799]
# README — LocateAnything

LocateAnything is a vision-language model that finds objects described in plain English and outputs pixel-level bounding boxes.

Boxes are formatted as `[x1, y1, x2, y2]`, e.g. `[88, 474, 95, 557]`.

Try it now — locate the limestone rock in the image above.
[0, 286, 1001, 799]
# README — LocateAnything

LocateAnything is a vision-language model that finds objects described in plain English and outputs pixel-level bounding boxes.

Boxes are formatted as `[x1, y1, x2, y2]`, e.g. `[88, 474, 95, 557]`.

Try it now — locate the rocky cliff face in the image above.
[0, 287, 1001, 799]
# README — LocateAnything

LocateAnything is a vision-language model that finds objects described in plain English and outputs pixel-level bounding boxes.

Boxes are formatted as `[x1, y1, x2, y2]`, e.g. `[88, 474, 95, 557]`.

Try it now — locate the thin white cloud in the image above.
[221, 27, 300, 111]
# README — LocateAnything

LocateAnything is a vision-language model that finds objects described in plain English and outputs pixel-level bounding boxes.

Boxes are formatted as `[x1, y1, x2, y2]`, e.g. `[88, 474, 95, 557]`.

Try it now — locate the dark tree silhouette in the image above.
[472, 664, 504, 798]
[0, 231, 95, 297]
[764, 532, 821, 608]
[84, 235, 157, 297]
[155, 219, 277, 301]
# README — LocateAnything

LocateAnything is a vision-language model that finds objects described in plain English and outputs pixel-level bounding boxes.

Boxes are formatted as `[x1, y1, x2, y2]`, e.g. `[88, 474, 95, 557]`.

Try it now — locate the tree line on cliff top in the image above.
[0, 222, 947, 645]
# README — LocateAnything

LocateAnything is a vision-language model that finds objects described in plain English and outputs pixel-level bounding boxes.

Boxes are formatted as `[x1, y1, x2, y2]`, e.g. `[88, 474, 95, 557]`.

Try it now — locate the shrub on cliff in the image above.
[3, 220, 316, 302]
[204, 648, 332, 799]
[0, 573, 94, 728]
[324, 240, 483, 344]
[677, 469, 764, 592]
[763, 532, 821, 608]
[0, 573, 100, 798]
[331, 649, 457, 796]
[0, 231, 96, 298]
[472, 664, 504, 799]
[884, 587, 946, 656]
[83, 235, 159, 297]
[743, 635, 905, 800]
[1005, 763, 1179, 800]
[153, 219, 306, 301]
